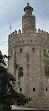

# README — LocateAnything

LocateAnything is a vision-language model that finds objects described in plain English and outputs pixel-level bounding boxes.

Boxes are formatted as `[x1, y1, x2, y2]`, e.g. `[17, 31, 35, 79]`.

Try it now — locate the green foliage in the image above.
[13, 93, 31, 106]
[43, 49, 49, 58]
[0, 66, 16, 111]
[43, 52, 49, 58]
[0, 51, 6, 66]
[48, 50, 49, 53]
[44, 59, 49, 77]
[0, 51, 30, 111]
[43, 50, 49, 77]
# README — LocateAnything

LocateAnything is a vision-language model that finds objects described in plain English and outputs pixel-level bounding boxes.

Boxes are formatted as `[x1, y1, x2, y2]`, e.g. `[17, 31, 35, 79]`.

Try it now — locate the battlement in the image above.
[38, 29, 49, 37]
[8, 30, 17, 39]
[8, 29, 22, 39]
[18, 29, 21, 34]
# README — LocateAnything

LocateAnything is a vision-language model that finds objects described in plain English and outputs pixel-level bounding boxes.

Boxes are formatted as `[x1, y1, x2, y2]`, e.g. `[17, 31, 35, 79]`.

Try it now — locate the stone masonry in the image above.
[8, 3, 49, 109]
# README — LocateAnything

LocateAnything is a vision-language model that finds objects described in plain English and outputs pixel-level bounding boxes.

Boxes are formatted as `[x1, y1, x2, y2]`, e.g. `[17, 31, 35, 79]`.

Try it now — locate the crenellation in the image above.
[12, 30, 17, 37]
[8, 32, 49, 50]
[8, 30, 17, 40]
[8, 35, 10, 39]
[12, 32, 14, 37]
[10, 33, 12, 38]
[38, 29, 49, 37]
[38, 29, 41, 34]
[14, 30, 17, 35]
[18, 29, 21, 34]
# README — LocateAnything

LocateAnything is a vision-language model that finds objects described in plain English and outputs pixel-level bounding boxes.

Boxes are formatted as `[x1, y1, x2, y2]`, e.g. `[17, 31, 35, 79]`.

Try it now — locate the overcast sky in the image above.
[0, 0, 49, 55]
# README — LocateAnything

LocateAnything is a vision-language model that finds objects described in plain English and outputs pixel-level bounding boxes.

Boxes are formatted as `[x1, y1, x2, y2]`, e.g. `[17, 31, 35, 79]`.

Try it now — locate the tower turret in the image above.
[22, 3, 36, 33]
[24, 2, 33, 15]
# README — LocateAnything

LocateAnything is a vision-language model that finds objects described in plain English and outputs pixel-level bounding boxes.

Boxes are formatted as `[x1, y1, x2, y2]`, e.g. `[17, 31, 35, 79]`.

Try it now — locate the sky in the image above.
[0, 0, 49, 55]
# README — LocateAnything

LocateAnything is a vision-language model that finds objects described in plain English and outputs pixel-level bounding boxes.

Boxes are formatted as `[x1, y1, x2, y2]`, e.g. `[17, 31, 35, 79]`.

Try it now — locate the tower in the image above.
[22, 3, 36, 33]
[8, 3, 49, 109]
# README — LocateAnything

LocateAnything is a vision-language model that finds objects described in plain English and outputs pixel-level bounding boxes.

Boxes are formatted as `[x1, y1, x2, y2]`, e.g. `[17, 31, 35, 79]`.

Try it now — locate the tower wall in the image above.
[22, 15, 36, 33]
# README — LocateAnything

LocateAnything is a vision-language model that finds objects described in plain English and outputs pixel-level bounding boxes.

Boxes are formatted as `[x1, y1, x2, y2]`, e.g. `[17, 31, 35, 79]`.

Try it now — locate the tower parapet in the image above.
[38, 29, 49, 37]
[8, 30, 17, 39]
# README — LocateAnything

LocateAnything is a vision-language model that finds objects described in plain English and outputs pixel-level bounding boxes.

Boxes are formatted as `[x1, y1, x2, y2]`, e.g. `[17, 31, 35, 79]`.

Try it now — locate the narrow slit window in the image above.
[32, 48, 35, 52]
[33, 88, 35, 91]
[46, 87, 48, 91]
[20, 88, 22, 92]
[20, 48, 22, 53]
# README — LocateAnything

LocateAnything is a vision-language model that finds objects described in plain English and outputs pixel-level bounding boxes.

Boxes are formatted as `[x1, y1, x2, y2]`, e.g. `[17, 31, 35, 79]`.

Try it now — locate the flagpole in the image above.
[10, 24, 11, 34]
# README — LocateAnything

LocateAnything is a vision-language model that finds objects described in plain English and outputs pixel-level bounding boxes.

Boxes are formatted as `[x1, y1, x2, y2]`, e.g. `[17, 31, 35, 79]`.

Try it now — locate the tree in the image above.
[0, 51, 30, 111]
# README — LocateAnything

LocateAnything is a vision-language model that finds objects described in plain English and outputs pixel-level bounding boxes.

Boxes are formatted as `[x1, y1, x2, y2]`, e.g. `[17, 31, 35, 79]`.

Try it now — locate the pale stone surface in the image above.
[8, 3, 49, 109]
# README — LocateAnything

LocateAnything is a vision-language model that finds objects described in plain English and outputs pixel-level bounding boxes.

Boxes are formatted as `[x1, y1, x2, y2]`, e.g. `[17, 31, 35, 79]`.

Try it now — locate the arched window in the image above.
[18, 67, 23, 79]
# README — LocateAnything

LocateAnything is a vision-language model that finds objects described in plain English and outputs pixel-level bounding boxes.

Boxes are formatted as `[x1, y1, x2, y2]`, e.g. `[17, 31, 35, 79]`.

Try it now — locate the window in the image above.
[32, 48, 35, 52]
[33, 88, 35, 91]
[46, 87, 48, 91]
[20, 88, 22, 92]
[18, 67, 23, 79]
[20, 48, 22, 53]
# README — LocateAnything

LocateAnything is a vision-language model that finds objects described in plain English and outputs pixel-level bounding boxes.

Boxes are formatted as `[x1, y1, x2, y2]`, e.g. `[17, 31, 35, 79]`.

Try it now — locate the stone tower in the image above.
[8, 3, 49, 109]
[22, 2, 36, 33]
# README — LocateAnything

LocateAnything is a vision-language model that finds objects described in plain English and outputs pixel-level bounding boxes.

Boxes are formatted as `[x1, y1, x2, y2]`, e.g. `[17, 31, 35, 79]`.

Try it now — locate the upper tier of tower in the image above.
[22, 3, 36, 33]
[24, 2, 33, 16]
